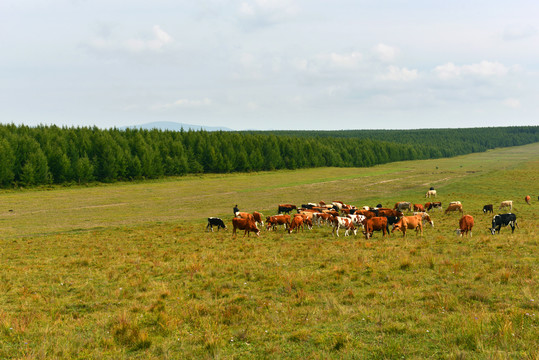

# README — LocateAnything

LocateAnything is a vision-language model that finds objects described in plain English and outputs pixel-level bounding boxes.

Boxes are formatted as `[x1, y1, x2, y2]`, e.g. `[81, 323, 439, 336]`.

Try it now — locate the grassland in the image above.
[0, 143, 538, 359]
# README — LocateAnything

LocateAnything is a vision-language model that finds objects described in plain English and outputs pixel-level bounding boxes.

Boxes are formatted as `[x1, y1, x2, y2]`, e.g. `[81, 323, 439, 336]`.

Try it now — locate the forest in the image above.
[0, 124, 537, 187]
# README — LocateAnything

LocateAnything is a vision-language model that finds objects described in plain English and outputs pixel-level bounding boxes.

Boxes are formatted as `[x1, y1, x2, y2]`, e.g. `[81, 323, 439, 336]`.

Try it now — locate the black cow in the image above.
[385, 216, 400, 236]
[207, 217, 227, 232]
[482, 204, 493, 214]
[490, 213, 518, 234]
[278, 204, 297, 214]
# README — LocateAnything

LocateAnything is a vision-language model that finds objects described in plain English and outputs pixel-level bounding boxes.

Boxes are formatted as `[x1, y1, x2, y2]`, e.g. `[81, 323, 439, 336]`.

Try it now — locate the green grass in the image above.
[0, 143, 538, 359]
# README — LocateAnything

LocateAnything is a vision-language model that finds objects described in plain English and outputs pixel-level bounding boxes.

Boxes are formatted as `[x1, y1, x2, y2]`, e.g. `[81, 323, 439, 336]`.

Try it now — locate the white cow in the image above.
[332, 216, 357, 237]
[499, 200, 513, 210]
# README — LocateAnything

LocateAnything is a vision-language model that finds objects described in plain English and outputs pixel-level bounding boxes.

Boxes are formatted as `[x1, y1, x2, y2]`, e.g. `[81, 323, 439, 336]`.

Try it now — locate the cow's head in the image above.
[455, 228, 462, 236]
[489, 227, 497, 235]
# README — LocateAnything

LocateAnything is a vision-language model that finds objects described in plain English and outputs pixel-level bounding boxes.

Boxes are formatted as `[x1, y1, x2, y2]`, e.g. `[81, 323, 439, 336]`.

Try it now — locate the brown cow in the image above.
[312, 212, 333, 226]
[414, 212, 434, 227]
[391, 215, 423, 237]
[364, 217, 388, 239]
[445, 203, 463, 214]
[237, 212, 254, 221]
[232, 218, 260, 237]
[413, 204, 425, 212]
[455, 215, 474, 237]
[252, 211, 264, 226]
[266, 214, 291, 231]
[354, 209, 376, 219]
[525, 195, 531, 205]
[288, 216, 304, 234]
[377, 208, 403, 218]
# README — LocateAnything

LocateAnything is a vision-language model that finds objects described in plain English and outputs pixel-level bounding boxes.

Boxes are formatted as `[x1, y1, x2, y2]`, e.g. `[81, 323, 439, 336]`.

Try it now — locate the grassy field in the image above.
[0, 143, 538, 359]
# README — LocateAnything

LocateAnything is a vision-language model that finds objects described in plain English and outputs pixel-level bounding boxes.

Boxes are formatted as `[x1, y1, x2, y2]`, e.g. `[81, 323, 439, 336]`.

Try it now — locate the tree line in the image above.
[0, 124, 537, 187]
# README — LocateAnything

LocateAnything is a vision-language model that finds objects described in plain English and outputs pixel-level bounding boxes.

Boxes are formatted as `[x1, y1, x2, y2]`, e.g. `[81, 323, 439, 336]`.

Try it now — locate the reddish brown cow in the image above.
[252, 211, 264, 226]
[455, 215, 474, 237]
[377, 209, 403, 218]
[364, 217, 388, 239]
[391, 215, 423, 237]
[288, 216, 304, 234]
[237, 212, 254, 221]
[413, 204, 425, 212]
[266, 214, 291, 231]
[354, 209, 376, 219]
[232, 218, 260, 237]
[525, 195, 531, 205]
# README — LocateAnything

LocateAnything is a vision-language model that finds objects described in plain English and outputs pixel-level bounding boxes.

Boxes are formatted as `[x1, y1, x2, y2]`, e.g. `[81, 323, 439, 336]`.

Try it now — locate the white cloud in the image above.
[434, 61, 510, 80]
[380, 65, 418, 81]
[502, 24, 537, 41]
[502, 98, 521, 108]
[237, 0, 299, 27]
[88, 25, 173, 53]
[373, 43, 398, 62]
[294, 51, 363, 74]
[152, 98, 212, 110]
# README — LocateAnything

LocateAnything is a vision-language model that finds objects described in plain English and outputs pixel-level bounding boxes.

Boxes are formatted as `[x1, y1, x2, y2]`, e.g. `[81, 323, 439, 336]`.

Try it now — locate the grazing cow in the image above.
[425, 202, 443, 212]
[413, 204, 425, 212]
[288, 216, 304, 234]
[385, 216, 401, 235]
[295, 213, 313, 230]
[232, 218, 260, 237]
[252, 211, 264, 226]
[347, 214, 366, 228]
[332, 216, 357, 237]
[483, 204, 493, 214]
[237, 212, 254, 221]
[425, 190, 437, 198]
[445, 203, 463, 214]
[377, 208, 403, 218]
[206, 217, 227, 232]
[394, 202, 412, 212]
[266, 214, 291, 231]
[312, 212, 332, 226]
[391, 215, 423, 237]
[455, 215, 474, 237]
[363, 217, 388, 239]
[354, 209, 377, 219]
[278, 204, 297, 214]
[414, 212, 434, 227]
[490, 213, 518, 234]
[525, 195, 531, 205]
[499, 200, 513, 210]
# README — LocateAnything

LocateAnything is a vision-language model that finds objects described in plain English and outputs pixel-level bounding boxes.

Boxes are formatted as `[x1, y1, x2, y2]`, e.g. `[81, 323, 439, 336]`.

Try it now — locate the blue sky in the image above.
[1, 0, 538, 130]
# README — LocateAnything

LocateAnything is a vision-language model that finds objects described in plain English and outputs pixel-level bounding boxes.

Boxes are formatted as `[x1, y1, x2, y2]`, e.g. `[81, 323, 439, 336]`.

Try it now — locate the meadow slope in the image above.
[0, 143, 537, 359]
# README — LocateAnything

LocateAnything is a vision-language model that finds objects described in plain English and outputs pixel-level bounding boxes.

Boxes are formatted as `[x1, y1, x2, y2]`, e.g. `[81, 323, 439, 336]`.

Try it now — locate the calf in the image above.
[206, 217, 227, 232]
[499, 200, 513, 211]
[455, 215, 474, 237]
[332, 216, 357, 237]
[482, 204, 493, 214]
[364, 217, 388, 239]
[490, 213, 518, 234]
[266, 214, 291, 231]
[232, 218, 260, 237]
[413, 204, 425, 212]
[391, 215, 423, 237]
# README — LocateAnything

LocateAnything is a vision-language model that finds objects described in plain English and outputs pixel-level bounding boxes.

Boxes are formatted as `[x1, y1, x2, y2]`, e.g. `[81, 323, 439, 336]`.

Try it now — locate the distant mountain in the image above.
[121, 121, 234, 132]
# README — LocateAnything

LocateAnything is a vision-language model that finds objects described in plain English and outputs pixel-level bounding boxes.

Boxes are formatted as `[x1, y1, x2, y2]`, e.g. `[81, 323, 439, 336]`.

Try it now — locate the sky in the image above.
[1, 0, 538, 130]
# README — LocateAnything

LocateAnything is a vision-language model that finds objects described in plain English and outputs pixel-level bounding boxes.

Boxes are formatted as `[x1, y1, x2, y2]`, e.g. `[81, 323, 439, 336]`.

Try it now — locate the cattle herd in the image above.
[207, 193, 532, 239]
